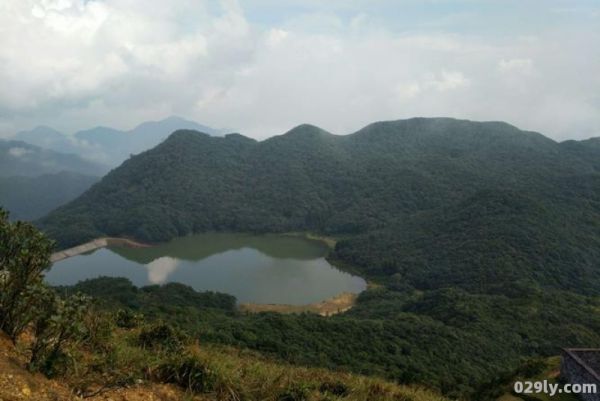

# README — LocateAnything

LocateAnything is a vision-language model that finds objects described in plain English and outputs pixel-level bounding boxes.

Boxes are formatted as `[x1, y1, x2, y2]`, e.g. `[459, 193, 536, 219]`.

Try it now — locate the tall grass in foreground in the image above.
[70, 320, 449, 401]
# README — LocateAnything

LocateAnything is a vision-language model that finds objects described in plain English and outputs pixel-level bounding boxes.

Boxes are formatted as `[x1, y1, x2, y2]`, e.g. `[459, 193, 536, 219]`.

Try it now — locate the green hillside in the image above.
[38, 118, 600, 399]
[0, 172, 98, 220]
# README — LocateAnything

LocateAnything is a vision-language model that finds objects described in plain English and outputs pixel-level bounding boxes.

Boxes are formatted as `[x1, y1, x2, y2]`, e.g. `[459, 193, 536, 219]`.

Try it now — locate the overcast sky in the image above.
[0, 0, 599, 140]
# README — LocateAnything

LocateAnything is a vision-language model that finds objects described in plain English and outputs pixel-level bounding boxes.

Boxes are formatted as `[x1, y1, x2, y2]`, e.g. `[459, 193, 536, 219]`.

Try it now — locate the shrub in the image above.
[28, 290, 91, 377]
[319, 381, 350, 397]
[278, 383, 311, 401]
[115, 308, 143, 329]
[82, 309, 115, 352]
[138, 323, 186, 352]
[152, 354, 217, 393]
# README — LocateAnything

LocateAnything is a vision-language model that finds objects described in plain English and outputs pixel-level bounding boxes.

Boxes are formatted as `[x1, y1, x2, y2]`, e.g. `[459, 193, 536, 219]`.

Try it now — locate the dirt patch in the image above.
[239, 292, 358, 316]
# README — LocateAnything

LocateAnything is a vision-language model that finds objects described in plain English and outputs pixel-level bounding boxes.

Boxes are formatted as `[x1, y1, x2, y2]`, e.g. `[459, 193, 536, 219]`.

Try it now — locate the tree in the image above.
[0, 208, 54, 341]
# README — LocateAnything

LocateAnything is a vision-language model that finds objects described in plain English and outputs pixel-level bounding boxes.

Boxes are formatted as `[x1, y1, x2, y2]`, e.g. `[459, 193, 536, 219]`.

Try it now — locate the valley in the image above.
[2, 117, 600, 400]
[31, 117, 600, 399]
[2, 2, 596, 399]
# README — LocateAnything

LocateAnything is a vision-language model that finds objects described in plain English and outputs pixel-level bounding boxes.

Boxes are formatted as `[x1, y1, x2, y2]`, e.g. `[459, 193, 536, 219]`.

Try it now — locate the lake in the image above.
[45, 233, 367, 305]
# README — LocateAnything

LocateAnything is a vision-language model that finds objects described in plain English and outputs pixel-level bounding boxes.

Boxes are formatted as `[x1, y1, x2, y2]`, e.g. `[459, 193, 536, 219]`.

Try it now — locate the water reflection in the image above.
[146, 256, 178, 284]
[46, 234, 367, 305]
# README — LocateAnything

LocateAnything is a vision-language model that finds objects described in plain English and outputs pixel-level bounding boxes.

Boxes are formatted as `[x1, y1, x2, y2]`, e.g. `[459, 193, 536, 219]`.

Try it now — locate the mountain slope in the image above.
[0, 172, 98, 221]
[0, 139, 108, 177]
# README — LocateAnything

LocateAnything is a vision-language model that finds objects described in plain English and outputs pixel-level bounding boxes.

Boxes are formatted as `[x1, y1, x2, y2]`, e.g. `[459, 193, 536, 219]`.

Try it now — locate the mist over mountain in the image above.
[12, 116, 224, 167]
[0, 139, 103, 220]
[13, 126, 81, 154]
[0, 139, 108, 177]
[74, 116, 224, 165]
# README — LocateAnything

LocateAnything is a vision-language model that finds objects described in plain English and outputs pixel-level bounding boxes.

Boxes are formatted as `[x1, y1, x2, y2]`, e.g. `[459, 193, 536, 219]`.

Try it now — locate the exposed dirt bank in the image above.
[50, 237, 150, 263]
[239, 291, 358, 317]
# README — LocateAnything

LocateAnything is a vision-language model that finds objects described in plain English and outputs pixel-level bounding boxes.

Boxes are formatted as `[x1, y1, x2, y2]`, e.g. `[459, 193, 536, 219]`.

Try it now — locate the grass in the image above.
[188, 344, 450, 401]
[66, 325, 450, 401]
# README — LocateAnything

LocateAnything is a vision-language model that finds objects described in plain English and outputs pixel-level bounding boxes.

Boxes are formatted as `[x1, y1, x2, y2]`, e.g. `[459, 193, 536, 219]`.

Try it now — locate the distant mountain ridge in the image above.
[0, 139, 108, 177]
[12, 126, 81, 154]
[13, 116, 224, 167]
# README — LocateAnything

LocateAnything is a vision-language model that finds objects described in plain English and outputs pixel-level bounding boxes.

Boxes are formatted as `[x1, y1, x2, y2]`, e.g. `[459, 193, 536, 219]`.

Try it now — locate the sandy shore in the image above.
[50, 237, 150, 263]
[239, 292, 358, 317]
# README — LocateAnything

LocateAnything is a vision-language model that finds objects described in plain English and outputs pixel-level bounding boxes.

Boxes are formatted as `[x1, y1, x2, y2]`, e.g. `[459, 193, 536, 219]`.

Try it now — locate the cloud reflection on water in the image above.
[146, 256, 178, 284]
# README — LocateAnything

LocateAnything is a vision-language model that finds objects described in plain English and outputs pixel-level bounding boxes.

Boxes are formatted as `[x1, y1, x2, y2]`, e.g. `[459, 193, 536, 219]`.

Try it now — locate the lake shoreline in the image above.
[50, 234, 364, 316]
[50, 237, 150, 262]
[239, 292, 358, 316]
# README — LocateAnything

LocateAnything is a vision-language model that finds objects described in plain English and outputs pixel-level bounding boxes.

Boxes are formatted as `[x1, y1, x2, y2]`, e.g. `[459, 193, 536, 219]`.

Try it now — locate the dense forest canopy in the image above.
[38, 117, 600, 399]
[40, 117, 600, 294]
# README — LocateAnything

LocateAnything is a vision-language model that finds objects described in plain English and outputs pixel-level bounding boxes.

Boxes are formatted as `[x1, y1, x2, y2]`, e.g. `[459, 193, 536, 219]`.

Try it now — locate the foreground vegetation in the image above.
[1, 209, 449, 401]
[36, 118, 600, 398]
[62, 275, 600, 400]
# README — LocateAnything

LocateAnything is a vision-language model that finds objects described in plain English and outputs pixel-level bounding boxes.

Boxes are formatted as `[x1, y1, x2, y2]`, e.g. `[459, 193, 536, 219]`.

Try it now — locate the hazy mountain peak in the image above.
[25, 125, 62, 134]
[166, 129, 212, 142]
[22, 116, 225, 166]
[13, 126, 77, 154]
[224, 133, 256, 143]
[131, 115, 221, 135]
[280, 124, 333, 138]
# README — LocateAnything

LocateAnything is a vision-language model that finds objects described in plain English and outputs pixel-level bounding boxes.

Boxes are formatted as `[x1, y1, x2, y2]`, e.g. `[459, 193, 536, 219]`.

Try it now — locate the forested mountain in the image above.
[41, 118, 600, 294]
[0, 139, 108, 177]
[39, 117, 600, 399]
[0, 172, 98, 220]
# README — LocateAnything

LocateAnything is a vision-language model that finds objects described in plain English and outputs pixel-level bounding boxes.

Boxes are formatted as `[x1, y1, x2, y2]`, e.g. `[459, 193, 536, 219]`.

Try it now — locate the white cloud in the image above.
[0, 0, 598, 141]
[426, 71, 470, 92]
[8, 147, 33, 158]
[498, 58, 534, 75]
[266, 28, 289, 47]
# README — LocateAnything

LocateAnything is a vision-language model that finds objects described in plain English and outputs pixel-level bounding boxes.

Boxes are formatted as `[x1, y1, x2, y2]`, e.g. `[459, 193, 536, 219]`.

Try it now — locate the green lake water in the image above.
[45, 233, 366, 305]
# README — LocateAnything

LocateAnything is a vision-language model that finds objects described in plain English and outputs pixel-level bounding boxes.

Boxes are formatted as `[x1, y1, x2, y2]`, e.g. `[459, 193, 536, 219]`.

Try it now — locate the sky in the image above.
[0, 0, 599, 140]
